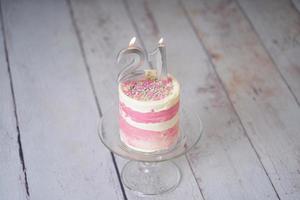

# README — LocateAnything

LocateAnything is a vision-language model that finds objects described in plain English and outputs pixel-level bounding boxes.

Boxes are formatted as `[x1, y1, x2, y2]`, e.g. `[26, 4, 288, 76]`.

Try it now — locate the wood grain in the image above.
[237, 0, 300, 104]
[182, 0, 300, 199]
[1, 0, 124, 199]
[68, 0, 204, 199]
[126, 0, 280, 199]
[0, 8, 28, 200]
[1, 0, 299, 199]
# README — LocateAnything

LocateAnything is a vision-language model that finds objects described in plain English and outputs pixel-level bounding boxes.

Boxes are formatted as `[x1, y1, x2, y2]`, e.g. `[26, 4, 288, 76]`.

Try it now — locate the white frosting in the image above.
[121, 111, 179, 131]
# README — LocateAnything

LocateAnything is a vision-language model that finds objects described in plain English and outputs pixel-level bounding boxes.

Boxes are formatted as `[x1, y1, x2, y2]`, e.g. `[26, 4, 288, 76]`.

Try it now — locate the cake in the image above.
[119, 70, 180, 152]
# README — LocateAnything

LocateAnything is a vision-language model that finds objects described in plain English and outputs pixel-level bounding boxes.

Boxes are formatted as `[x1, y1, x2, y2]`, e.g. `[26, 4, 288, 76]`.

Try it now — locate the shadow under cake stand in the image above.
[98, 104, 203, 196]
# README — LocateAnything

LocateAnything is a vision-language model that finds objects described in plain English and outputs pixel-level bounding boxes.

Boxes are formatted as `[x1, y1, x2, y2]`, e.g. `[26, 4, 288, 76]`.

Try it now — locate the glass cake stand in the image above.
[97, 103, 203, 196]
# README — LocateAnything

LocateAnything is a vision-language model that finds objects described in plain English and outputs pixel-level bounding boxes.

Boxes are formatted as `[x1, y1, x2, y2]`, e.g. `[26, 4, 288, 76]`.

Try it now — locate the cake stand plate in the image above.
[98, 104, 203, 196]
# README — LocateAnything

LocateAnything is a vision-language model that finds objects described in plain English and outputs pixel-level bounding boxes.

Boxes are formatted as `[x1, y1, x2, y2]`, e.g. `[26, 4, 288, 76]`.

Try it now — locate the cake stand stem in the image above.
[121, 160, 182, 196]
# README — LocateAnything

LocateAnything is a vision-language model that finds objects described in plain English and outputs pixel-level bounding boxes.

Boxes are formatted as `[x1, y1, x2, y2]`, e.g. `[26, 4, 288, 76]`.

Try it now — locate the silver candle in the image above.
[149, 38, 168, 79]
[117, 37, 145, 82]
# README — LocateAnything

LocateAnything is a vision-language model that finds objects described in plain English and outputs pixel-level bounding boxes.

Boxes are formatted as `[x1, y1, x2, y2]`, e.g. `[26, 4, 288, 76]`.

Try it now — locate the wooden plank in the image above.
[0, 9, 28, 200]
[1, 0, 124, 199]
[68, 0, 204, 199]
[126, 0, 280, 199]
[237, 0, 300, 104]
[182, 0, 300, 199]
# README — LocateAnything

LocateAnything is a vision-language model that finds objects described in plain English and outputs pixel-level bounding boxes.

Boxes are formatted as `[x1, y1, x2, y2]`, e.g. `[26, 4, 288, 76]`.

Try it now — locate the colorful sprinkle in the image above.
[121, 76, 174, 101]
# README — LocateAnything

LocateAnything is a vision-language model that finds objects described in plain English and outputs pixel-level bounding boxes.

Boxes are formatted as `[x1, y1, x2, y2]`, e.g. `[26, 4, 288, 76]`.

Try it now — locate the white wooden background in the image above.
[0, 0, 299, 199]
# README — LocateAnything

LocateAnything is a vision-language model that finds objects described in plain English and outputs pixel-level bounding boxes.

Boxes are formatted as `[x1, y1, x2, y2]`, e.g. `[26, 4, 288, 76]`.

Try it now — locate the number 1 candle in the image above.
[149, 38, 167, 79]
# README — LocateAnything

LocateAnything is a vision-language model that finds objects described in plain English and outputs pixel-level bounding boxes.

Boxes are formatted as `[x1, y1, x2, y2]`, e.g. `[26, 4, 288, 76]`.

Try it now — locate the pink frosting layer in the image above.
[119, 101, 179, 123]
[119, 116, 179, 151]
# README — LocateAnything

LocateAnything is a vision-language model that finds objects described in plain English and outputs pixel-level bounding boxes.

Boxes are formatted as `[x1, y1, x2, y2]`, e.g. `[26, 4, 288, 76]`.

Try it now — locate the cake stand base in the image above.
[98, 103, 203, 196]
[121, 160, 181, 196]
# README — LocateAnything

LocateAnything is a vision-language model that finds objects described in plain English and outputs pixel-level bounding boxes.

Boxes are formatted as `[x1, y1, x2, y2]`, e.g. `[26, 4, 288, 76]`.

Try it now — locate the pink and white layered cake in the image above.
[119, 70, 180, 152]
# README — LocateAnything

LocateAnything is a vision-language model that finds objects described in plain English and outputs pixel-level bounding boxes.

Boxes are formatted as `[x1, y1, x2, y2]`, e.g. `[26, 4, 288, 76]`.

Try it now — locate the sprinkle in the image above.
[121, 76, 174, 101]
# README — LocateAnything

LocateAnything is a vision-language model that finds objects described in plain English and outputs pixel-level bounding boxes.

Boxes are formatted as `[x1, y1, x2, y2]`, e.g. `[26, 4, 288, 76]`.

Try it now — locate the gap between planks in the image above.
[180, 0, 300, 199]
[0, 1, 30, 198]
[234, 0, 300, 106]
[179, 1, 282, 198]
[65, 0, 128, 199]
[1, 0, 126, 198]
[123, 0, 153, 70]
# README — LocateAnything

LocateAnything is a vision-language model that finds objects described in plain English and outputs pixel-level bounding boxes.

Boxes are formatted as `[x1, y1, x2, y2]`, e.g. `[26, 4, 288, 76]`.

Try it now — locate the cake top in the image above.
[120, 70, 175, 101]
